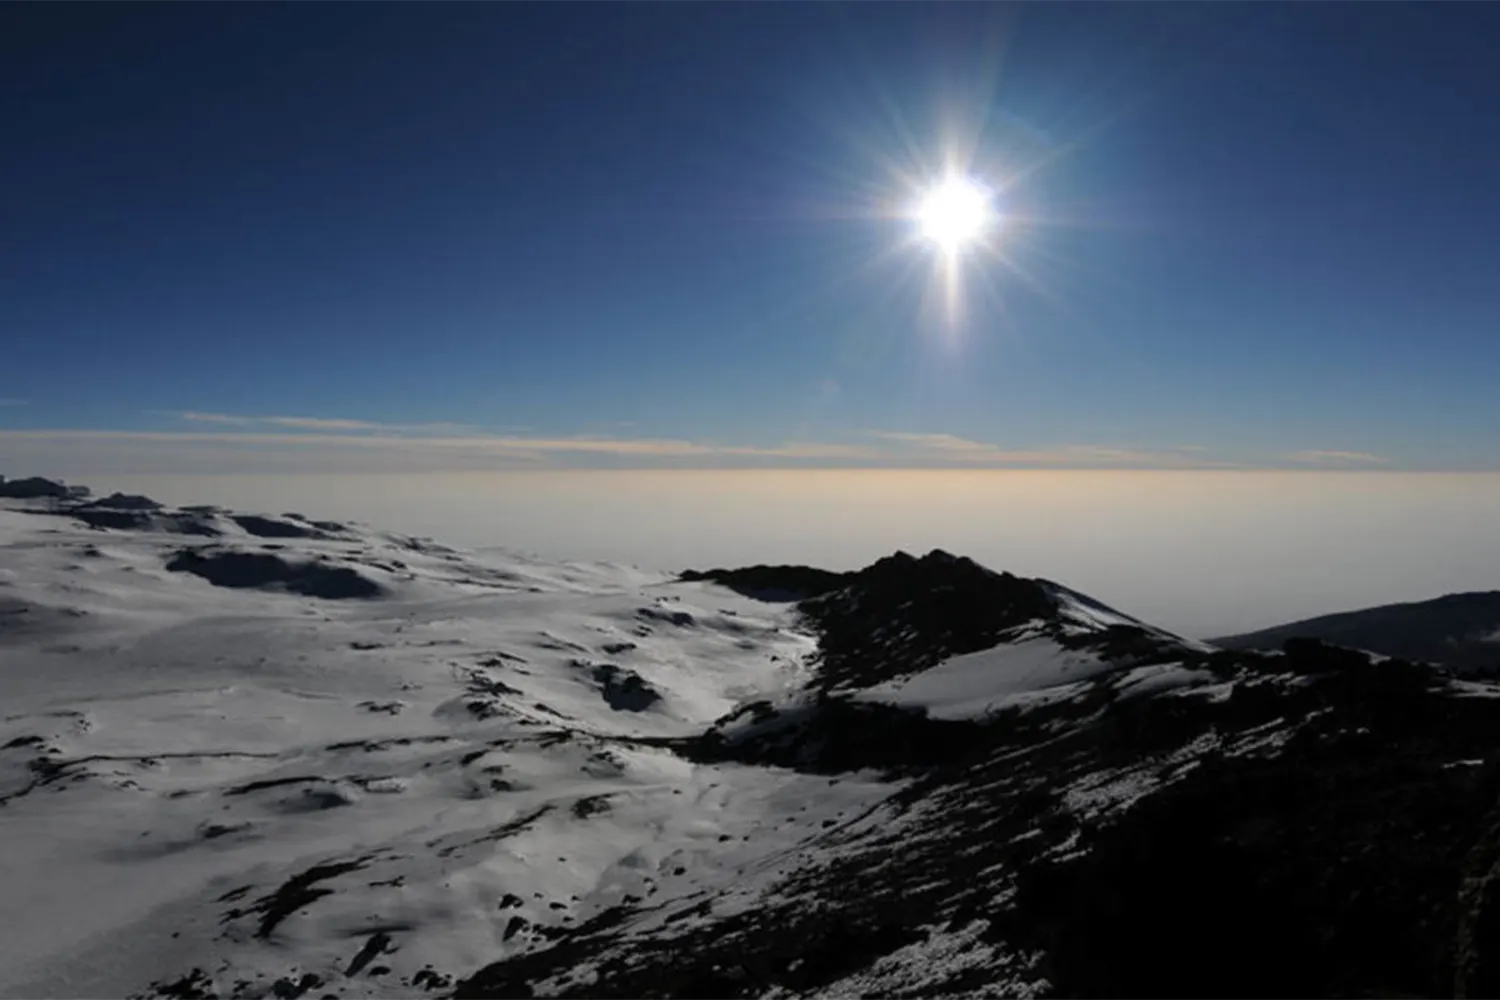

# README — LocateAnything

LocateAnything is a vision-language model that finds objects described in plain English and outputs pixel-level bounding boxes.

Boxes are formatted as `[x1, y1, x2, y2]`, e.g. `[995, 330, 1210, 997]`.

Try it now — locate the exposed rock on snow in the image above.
[586, 663, 664, 712]
[232, 514, 345, 540]
[71, 507, 222, 534]
[678, 564, 851, 602]
[165, 548, 387, 599]
[86, 491, 164, 511]
[0, 476, 69, 499]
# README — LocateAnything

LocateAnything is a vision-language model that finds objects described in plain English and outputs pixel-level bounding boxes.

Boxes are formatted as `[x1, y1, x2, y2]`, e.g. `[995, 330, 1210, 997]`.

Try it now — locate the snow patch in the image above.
[854, 636, 1117, 719]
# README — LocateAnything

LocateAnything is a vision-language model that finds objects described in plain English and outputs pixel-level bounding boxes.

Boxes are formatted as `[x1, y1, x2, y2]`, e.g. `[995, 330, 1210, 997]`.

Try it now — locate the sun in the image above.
[915, 175, 995, 255]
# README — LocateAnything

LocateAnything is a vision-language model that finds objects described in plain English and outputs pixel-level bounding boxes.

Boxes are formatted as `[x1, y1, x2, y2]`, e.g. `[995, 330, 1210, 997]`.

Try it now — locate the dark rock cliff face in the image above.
[453, 556, 1500, 1000]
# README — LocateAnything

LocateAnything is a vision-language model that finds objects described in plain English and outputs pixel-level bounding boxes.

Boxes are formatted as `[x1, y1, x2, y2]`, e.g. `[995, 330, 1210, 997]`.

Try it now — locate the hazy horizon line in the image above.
[0, 418, 1417, 473]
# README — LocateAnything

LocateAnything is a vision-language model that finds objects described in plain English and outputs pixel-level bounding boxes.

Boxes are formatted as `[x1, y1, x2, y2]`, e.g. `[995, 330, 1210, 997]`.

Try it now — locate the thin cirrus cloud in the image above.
[0, 426, 881, 464]
[1283, 449, 1389, 466]
[0, 412, 1392, 471]
[867, 431, 1231, 468]
[174, 411, 479, 434]
[153, 418, 1222, 466]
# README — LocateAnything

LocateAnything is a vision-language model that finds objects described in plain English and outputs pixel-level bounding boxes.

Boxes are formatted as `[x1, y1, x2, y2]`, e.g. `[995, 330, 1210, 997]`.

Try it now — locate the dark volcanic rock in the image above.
[1214, 590, 1500, 673]
[691, 696, 993, 775]
[0, 476, 69, 499]
[798, 550, 1059, 691]
[678, 564, 852, 602]
[589, 664, 663, 712]
[227, 857, 371, 939]
[71, 509, 221, 535]
[70, 509, 151, 531]
[166, 548, 385, 599]
[345, 930, 394, 977]
[231, 514, 331, 539]
[636, 605, 696, 627]
[137, 968, 215, 999]
[86, 492, 162, 511]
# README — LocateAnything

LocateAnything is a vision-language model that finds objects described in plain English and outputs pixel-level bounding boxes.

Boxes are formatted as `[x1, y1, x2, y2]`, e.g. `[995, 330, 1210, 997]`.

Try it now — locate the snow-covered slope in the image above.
[0, 498, 856, 998]
[7, 492, 1500, 1000]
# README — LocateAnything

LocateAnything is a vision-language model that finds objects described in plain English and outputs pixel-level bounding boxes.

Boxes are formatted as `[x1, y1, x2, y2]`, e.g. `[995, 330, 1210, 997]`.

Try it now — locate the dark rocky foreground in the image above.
[451, 554, 1500, 999]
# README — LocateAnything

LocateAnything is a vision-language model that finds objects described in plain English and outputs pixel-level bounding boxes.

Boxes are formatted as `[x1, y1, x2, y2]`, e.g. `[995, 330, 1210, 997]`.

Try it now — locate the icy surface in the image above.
[855, 636, 1112, 719]
[0, 500, 855, 998]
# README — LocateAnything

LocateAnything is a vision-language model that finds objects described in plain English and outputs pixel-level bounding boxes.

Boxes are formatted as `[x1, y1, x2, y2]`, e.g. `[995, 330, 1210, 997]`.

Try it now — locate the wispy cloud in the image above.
[9, 424, 1213, 466]
[174, 411, 477, 434]
[1284, 449, 1389, 466]
[175, 411, 255, 425]
[0, 398, 25, 407]
[157, 411, 882, 460]
[868, 431, 1230, 468]
[0, 427, 879, 464]
[1, 413, 1391, 473]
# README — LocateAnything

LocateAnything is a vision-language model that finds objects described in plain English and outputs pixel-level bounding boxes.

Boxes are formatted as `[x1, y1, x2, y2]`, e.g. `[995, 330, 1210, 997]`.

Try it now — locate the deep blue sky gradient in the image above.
[4, 3, 1499, 468]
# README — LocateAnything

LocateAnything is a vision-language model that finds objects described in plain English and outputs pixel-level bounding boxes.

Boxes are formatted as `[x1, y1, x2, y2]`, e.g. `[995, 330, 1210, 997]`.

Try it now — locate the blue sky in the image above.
[4, 2, 1499, 472]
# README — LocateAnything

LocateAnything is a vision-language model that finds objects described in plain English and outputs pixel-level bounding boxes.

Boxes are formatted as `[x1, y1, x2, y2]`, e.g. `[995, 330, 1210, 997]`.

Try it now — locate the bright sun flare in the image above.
[916, 175, 993, 255]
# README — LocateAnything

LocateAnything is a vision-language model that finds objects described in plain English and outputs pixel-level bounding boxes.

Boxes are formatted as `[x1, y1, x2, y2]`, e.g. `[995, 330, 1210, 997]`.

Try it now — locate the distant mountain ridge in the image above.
[1214, 591, 1500, 672]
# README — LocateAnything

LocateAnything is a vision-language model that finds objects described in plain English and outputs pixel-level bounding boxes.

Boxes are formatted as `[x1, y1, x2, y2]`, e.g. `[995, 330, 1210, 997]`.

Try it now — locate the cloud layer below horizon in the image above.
[45, 467, 1500, 641]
